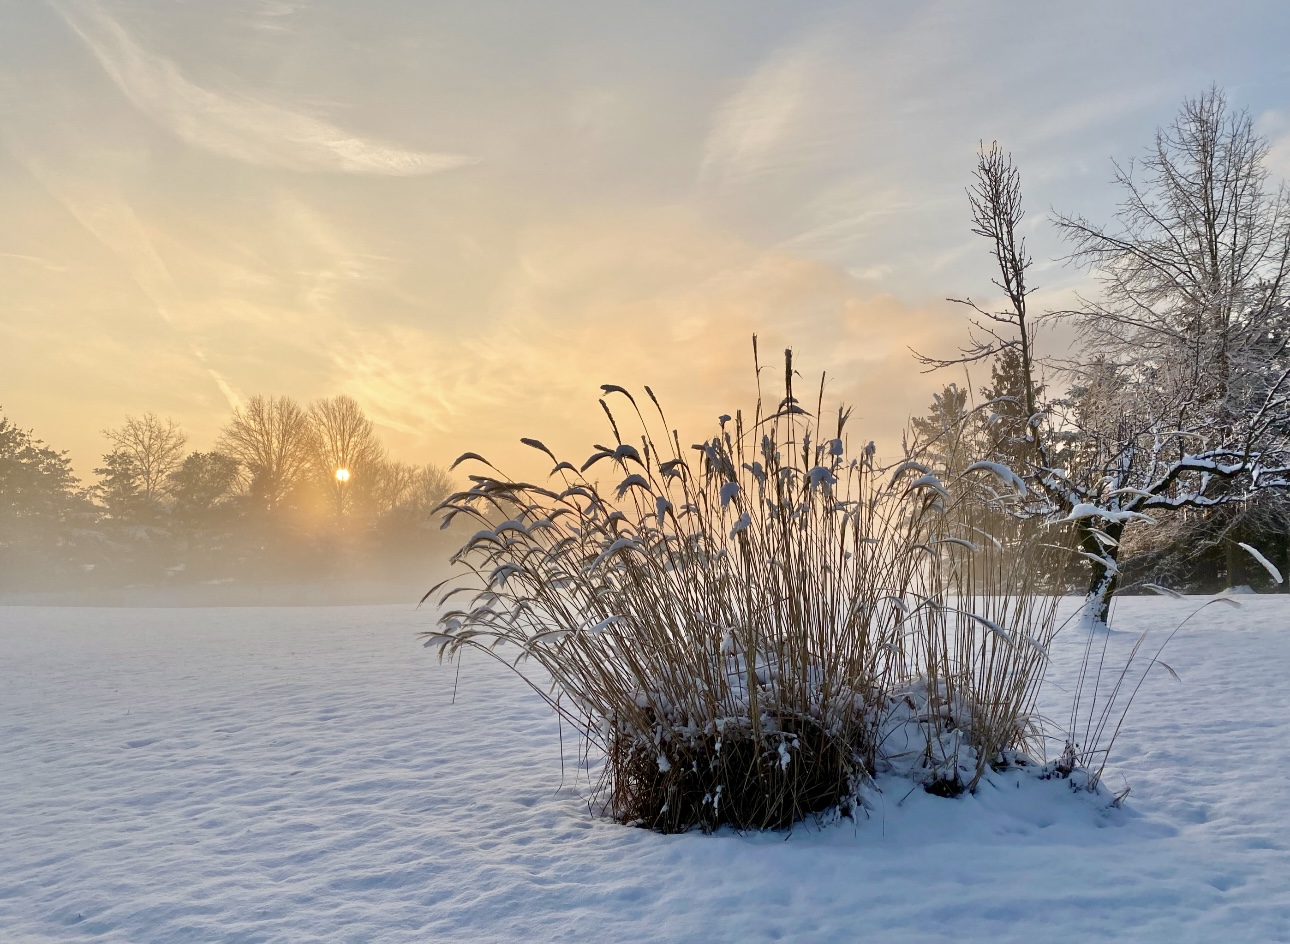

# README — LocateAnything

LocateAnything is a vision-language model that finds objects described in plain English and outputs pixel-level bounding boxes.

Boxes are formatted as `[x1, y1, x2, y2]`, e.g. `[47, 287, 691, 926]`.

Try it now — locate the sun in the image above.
[335, 468, 351, 483]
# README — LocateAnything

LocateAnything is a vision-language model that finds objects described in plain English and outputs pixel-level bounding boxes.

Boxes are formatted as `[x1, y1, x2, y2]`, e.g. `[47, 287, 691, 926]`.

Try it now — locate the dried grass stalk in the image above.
[424, 348, 1063, 832]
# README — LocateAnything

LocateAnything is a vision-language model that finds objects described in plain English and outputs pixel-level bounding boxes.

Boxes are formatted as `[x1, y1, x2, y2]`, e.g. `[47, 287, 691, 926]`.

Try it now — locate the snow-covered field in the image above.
[3, 598, 1290, 943]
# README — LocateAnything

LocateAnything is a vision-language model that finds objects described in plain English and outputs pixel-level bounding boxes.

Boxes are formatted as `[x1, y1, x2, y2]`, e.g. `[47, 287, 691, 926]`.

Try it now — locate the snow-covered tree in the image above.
[928, 94, 1290, 623]
[1056, 87, 1289, 437]
[1051, 87, 1290, 612]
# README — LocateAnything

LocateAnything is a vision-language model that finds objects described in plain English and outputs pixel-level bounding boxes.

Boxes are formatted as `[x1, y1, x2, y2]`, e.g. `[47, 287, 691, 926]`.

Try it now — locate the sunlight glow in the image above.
[335, 468, 351, 483]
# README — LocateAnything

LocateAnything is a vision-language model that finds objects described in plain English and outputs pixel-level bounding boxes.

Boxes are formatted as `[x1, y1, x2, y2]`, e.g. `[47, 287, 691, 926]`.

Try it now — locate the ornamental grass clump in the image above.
[423, 347, 1063, 833]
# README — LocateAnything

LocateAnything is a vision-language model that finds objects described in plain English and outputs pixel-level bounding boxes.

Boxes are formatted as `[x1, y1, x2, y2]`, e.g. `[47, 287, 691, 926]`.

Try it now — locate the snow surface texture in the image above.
[3, 600, 1290, 943]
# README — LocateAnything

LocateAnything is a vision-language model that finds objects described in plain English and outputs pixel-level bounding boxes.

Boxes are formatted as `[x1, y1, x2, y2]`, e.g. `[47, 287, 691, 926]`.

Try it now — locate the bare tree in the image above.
[102, 413, 187, 503]
[217, 395, 316, 512]
[1056, 87, 1290, 429]
[403, 463, 454, 516]
[1055, 87, 1290, 591]
[309, 395, 384, 517]
[914, 142, 1056, 489]
[361, 458, 417, 517]
[929, 108, 1290, 624]
[358, 459, 453, 520]
[917, 141, 1044, 439]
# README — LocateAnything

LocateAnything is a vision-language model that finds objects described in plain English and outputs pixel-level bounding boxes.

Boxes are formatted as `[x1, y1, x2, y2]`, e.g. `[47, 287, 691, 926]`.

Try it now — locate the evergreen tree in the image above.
[94, 449, 147, 521]
[168, 452, 241, 526]
[909, 383, 975, 478]
[0, 411, 89, 587]
[978, 347, 1040, 473]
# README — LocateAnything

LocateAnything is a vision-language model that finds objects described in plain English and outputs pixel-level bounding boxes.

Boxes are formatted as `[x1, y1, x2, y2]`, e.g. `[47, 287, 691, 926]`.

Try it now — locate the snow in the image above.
[1058, 502, 1156, 524]
[1238, 542, 1285, 584]
[906, 473, 951, 499]
[4, 599, 1290, 942]
[963, 460, 1029, 495]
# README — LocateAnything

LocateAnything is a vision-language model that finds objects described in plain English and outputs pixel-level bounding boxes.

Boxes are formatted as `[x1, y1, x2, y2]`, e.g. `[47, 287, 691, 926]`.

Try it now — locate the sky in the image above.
[3, 0, 1290, 481]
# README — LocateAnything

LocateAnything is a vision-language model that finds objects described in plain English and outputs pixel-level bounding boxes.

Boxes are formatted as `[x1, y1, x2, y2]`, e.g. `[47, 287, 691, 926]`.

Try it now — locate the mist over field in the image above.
[0, 398, 461, 606]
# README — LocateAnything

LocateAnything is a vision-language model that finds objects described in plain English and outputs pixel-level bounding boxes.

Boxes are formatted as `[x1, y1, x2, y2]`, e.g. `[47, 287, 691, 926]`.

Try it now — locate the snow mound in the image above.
[1219, 584, 1258, 596]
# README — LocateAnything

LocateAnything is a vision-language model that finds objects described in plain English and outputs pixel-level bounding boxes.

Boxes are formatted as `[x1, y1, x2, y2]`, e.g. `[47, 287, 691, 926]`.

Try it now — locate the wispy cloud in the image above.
[201, 365, 245, 412]
[700, 37, 826, 185]
[0, 251, 69, 272]
[15, 148, 179, 319]
[1019, 85, 1167, 150]
[778, 190, 925, 256]
[12, 146, 252, 412]
[51, 0, 474, 176]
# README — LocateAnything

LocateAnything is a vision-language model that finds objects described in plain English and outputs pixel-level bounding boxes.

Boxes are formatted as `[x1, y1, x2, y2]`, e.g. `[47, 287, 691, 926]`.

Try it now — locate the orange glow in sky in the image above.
[3, 2, 1289, 479]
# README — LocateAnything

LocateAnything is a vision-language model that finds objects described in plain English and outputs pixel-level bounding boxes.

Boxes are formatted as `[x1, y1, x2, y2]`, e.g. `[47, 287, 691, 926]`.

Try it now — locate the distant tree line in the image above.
[0, 394, 455, 594]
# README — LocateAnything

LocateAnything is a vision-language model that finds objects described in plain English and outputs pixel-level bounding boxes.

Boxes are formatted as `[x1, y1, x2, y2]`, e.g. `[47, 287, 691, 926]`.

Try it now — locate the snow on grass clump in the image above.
[423, 348, 1076, 833]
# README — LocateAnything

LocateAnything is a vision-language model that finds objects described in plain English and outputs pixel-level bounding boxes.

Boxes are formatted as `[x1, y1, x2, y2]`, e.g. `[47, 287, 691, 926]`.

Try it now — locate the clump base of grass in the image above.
[607, 713, 862, 833]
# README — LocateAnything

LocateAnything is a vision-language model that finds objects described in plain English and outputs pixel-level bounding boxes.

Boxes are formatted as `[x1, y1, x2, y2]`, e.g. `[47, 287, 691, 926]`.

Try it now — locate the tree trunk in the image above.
[1284, 534, 1290, 595]
[1081, 521, 1125, 626]
[1225, 539, 1242, 591]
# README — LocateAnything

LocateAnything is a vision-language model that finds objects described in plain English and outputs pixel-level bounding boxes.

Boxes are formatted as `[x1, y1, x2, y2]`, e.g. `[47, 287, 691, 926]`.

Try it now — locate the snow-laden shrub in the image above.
[423, 351, 1063, 832]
